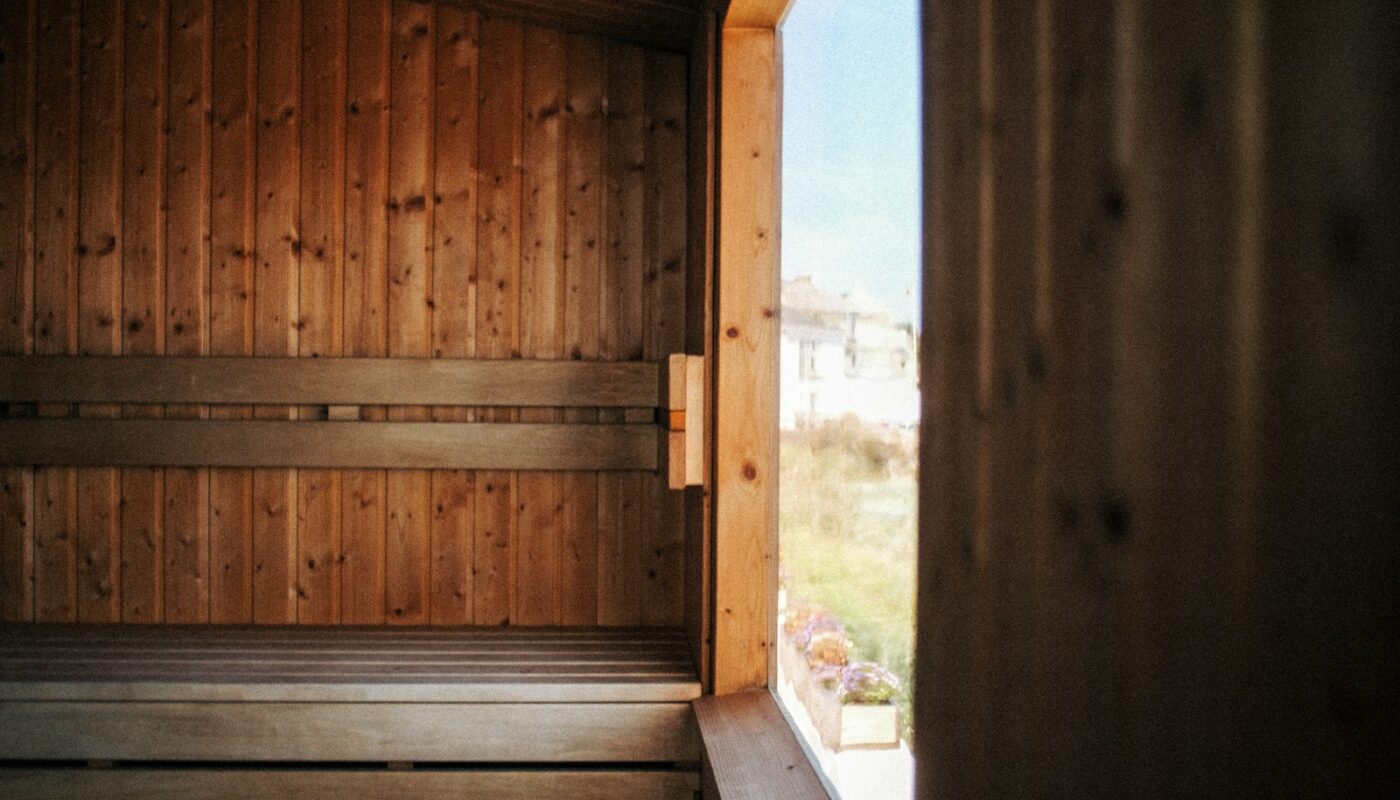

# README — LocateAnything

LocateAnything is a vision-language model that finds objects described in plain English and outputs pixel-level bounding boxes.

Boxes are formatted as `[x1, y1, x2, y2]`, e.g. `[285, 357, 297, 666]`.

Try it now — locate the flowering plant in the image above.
[794, 613, 843, 651]
[781, 600, 819, 639]
[804, 629, 849, 672]
[839, 661, 900, 705]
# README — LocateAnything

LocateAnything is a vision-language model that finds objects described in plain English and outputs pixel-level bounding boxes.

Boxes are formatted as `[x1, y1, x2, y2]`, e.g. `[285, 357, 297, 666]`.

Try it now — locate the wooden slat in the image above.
[0, 357, 664, 409]
[296, 0, 347, 626]
[0, 420, 659, 471]
[693, 690, 832, 800]
[75, 0, 124, 624]
[516, 24, 567, 625]
[713, 27, 777, 693]
[469, 0, 700, 51]
[206, 0, 255, 624]
[341, 0, 391, 626]
[0, 701, 699, 762]
[643, 50, 687, 625]
[598, 40, 646, 627]
[684, 2, 717, 691]
[722, 0, 794, 29]
[251, 0, 300, 625]
[120, 0, 168, 624]
[473, 15, 524, 627]
[428, 2, 479, 626]
[162, 0, 212, 624]
[385, 0, 436, 627]
[559, 32, 605, 625]
[0, 0, 34, 623]
[30, 0, 80, 624]
[0, 768, 700, 800]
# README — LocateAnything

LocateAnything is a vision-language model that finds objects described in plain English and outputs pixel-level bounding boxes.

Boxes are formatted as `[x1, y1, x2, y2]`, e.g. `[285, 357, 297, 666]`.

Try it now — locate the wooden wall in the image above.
[0, 0, 691, 627]
[917, 0, 1399, 795]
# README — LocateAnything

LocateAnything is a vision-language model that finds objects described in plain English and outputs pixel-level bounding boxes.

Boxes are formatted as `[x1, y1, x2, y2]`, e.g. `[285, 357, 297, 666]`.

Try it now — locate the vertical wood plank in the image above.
[472, 14, 522, 627]
[119, 0, 167, 623]
[515, 24, 566, 625]
[207, 0, 255, 623]
[685, 7, 717, 685]
[252, 0, 299, 624]
[340, 0, 390, 625]
[74, 0, 124, 623]
[714, 27, 778, 691]
[0, 0, 36, 622]
[30, 0, 80, 623]
[558, 33, 604, 625]
[428, 3, 478, 625]
[162, 0, 210, 624]
[642, 50, 687, 626]
[295, 0, 346, 625]
[384, 0, 433, 625]
[598, 41, 645, 627]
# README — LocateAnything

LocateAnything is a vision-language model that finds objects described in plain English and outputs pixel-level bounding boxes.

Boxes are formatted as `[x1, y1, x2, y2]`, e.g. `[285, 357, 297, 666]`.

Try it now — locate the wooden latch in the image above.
[664, 353, 705, 489]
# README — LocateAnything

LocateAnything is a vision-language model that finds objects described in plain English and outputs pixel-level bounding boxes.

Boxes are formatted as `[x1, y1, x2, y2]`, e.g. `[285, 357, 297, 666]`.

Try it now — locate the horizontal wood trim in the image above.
[0, 701, 700, 762]
[0, 625, 700, 703]
[693, 690, 832, 799]
[0, 356, 661, 408]
[457, 0, 700, 51]
[0, 420, 658, 471]
[0, 768, 700, 800]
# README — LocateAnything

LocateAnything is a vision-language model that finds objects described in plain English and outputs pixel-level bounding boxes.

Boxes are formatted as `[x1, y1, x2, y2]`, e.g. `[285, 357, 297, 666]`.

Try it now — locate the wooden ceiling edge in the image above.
[437, 0, 698, 52]
[721, 0, 794, 29]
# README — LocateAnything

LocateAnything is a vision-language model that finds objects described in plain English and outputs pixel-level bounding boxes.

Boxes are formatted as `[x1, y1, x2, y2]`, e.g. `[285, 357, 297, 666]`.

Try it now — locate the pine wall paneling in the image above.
[0, 0, 692, 627]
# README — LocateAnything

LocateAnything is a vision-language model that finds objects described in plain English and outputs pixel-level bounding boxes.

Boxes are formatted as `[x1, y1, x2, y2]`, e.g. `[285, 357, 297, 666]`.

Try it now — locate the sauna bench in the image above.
[0, 625, 701, 766]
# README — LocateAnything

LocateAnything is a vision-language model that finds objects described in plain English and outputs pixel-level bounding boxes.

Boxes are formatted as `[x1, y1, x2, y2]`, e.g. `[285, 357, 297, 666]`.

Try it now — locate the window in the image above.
[775, 1, 920, 798]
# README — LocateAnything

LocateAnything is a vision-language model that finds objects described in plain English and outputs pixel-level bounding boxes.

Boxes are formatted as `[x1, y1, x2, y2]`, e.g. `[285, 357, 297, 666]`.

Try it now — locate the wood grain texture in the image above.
[684, 4, 716, 690]
[473, 14, 523, 627]
[642, 50, 687, 624]
[30, 0, 80, 624]
[0, 701, 699, 762]
[296, 0, 347, 626]
[428, 2, 479, 626]
[2, 0, 692, 629]
[693, 690, 831, 799]
[119, 0, 168, 624]
[385, 0, 435, 627]
[713, 27, 777, 693]
[74, 0, 124, 624]
[341, 0, 392, 626]
[0, 0, 35, 623]
[516, 24, 566, 625]
[0, 356, 661, 406]
[558, 33, 605, 625]
[0, 420, 659, 470]
[207, 0, 256, 624]
[598, 40, 646, 627]
[0, 768, 700, 800]
[0, 623, 700, 702]
[162, 0, 211, 624]
[916, 1, 1400, 797]
[251, 0, 299, 625]
[721, 0, 794, 29]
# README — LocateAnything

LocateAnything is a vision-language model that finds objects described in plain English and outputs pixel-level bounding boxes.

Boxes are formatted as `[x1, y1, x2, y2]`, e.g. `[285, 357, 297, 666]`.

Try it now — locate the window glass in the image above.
[777, 1, 920, 798]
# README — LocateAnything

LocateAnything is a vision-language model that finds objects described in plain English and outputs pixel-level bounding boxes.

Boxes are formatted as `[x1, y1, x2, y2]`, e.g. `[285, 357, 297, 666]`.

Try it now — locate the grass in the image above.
[779, 418, 917, 742]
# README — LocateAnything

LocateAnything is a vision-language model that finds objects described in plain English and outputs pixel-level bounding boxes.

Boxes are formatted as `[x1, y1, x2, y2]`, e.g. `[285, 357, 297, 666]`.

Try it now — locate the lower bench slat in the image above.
[0, 768, 700, 800]
[0, 702, 699, 763]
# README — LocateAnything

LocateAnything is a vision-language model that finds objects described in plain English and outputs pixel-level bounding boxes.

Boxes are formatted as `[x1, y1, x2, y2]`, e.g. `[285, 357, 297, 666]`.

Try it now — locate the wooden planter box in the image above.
[779, 628, 900, 751]
[807, 684, 901, 751]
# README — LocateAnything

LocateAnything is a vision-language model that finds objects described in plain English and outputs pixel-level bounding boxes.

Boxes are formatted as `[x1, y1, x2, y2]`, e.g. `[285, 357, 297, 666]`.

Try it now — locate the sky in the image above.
[781, 0, 921, 325]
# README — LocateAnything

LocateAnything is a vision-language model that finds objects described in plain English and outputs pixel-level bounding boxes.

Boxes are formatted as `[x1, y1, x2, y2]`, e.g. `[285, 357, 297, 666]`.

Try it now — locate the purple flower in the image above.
[840, 661, 900, 705]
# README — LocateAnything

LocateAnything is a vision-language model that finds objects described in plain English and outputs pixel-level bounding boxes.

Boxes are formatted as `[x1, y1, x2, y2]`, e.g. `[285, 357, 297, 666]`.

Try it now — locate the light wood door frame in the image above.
[711, 0, 793, 696]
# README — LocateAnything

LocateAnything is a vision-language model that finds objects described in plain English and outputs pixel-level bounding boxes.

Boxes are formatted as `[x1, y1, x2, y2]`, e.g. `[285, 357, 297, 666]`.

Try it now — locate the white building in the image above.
[779, 276, 919, 429]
